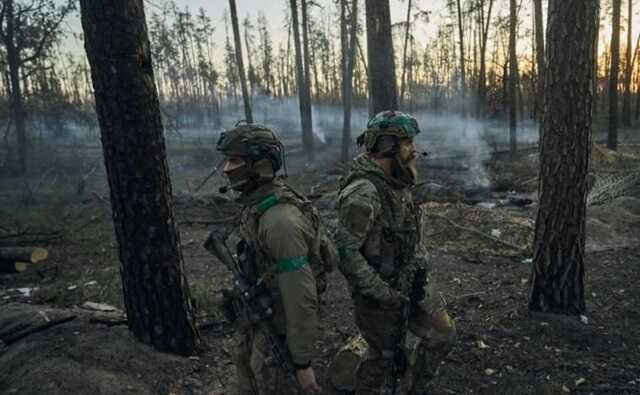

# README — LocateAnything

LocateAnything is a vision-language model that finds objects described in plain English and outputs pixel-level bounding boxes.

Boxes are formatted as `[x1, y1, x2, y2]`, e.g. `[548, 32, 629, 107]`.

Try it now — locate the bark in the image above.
[229, 0, 253, 123]
[533, 0, 545, 122]
[342, 0, 358, 163]
[79, 0, 199, 355]
[508, 0, 518, 154]
[399, 0, 412, 109]
[622, 0, 634, 126]
[608, 0, 621, 150]
[365, 0, 398, 114]
[529, 0, 597, 315]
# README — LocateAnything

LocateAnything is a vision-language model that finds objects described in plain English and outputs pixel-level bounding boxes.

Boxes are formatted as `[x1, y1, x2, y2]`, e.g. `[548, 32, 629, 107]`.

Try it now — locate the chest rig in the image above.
[346, 172, 422, 285]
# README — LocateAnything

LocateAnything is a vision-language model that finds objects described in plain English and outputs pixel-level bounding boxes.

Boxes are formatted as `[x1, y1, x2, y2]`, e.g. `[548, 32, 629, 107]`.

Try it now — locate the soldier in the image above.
[335, 111, 457, 394]
[216, 122, 334, 395]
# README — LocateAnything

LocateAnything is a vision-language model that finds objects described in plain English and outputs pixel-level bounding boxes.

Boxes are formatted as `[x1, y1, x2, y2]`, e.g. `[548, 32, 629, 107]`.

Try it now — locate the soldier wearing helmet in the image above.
[216, 122, 333, 394]
[335, 111, 456, 394]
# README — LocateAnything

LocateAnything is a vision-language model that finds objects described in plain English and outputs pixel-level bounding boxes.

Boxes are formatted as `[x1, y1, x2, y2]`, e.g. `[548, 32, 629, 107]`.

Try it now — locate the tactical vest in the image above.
[238, 183, 337, 294]
[341, 172, 422, 285]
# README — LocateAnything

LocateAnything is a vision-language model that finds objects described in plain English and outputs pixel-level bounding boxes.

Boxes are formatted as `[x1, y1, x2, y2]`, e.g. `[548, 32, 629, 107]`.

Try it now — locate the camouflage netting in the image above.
[421, 202, 534, 257]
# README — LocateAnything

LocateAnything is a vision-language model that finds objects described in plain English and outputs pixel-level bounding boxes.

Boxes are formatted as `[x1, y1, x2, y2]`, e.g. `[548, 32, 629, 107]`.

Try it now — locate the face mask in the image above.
[224, 161, 253, 192]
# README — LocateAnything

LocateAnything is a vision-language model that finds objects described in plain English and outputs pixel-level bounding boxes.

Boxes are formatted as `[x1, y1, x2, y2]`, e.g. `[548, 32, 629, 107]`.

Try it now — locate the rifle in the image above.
[204, 231, 304, 392]
[384, 266, 427, 395]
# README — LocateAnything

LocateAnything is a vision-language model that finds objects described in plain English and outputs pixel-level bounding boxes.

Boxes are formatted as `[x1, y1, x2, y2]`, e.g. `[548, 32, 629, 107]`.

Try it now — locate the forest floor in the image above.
[1, 131, 640, 395]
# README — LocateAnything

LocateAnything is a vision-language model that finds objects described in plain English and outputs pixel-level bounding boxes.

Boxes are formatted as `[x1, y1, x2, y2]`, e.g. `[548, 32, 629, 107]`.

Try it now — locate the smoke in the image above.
[190, 95, 542, 190]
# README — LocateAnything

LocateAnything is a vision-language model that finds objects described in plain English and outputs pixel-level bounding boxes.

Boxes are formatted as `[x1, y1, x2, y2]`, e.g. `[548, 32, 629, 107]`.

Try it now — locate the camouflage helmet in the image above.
[357, 111, 421, 154]
[216, 122, 284, 172]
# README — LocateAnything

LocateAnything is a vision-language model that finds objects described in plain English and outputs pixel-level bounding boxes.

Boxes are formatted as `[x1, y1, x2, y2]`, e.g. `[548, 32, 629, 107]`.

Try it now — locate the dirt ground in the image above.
[1, 136, 639, 394]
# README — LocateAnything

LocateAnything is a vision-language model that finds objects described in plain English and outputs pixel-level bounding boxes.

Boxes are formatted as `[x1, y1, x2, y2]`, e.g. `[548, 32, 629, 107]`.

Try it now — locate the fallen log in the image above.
[0, 261, 28, 273]
[0, 247, 48, 263]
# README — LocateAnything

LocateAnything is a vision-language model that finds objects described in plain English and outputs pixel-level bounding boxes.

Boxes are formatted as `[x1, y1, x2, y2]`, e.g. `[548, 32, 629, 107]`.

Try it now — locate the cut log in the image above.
[0, 261, 28, 273]
[0, 247, 48, 263]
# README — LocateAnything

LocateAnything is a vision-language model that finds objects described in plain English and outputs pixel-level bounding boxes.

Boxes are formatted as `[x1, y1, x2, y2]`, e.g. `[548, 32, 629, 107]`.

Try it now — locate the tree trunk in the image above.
[399, 0, 412, 109]
[290, 0, 314, 161]
[533, 0, 545, 122]
[79, 0, 199, 355]
[529, 0, 597, 315]
[608, 0, 621, 150]
[365, 0, 398, 114]
[508, 0, 518, 154]
[301, 0, 314, 160]
[622, 0, 634, 127]
[342, 0, 358, 163]
[4, 0, 28, 176]
[456, 0, 466, 118]
[593, 1, 600, 117]
[229, 0, 253, 123]
[477, 0, 494, 118]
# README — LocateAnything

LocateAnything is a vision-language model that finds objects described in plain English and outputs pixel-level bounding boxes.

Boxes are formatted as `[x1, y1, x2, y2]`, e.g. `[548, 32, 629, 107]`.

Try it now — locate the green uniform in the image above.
[233, 182, 320, 395]
[336, 153, 457, 394]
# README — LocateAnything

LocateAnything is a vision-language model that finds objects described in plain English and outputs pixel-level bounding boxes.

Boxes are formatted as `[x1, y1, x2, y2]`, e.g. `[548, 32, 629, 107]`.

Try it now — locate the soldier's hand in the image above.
[296, 366, 322, 394]
[379, 287, 407, 309]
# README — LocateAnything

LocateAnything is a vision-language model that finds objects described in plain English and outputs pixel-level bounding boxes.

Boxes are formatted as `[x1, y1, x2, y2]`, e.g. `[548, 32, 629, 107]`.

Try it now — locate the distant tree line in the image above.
[1, 0, 640, 174]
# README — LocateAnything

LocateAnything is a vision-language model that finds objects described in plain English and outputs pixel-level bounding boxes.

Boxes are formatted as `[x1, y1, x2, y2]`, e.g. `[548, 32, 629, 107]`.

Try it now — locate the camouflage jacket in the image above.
[237, 181, 319, 366]
[335, 154, 429, 304]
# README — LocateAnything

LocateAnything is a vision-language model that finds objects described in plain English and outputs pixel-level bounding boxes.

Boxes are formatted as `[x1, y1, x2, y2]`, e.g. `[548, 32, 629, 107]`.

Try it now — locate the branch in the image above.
[19, 5, 71, 67]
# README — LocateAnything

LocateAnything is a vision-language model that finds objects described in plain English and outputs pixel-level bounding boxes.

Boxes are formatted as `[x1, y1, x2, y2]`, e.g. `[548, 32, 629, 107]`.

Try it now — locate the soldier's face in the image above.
[398, 138, 418, 179]
[223, 156, 251, 191]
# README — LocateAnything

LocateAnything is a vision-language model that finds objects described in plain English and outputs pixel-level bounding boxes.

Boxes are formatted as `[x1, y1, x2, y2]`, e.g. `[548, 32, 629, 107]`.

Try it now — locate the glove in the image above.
[379, 287, 408, 310]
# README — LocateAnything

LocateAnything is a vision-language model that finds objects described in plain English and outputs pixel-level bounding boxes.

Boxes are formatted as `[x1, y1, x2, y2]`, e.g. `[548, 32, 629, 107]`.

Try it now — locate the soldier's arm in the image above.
[335, 179, 400, 305]
[259, 204, 318, 367]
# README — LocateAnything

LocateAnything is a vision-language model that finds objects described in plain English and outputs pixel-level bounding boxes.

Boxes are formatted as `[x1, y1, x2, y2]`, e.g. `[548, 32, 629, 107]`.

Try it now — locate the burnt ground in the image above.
[1, 136, 640, 395]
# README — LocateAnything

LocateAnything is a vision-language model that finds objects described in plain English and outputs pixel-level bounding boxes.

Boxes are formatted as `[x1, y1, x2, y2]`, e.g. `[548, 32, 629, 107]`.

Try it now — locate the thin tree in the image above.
[508, 0, 518, 154]
[609, 0, 621, 150]
[622, 0, 634, 126]
[476, 0, 494, 118]
[79, 0, 200, 354]
[455, 0, 466, 118]
[290, 0, 314, 161]
[399, 0, 413, 109]
[533, 0, 544, 122]
[341, 0, 358, 162]
[365, 0, 398, 114]
[301, 0, 314, 160]
[0, 0, 73, 175]
[229, 0, 253, 122]
[529, 0, 598, 315]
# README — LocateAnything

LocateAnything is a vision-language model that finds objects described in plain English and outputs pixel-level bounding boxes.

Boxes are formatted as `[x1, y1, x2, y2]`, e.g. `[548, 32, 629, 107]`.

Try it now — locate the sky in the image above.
[61, 0, 640, 68]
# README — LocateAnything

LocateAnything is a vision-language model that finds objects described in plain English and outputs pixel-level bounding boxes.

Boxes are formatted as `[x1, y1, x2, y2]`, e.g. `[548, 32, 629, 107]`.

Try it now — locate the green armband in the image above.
[275, 256, 308, 273]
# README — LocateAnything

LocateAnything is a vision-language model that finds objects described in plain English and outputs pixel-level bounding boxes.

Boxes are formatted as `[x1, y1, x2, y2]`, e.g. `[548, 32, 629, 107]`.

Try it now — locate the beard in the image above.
[392, 155, 418, 185]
